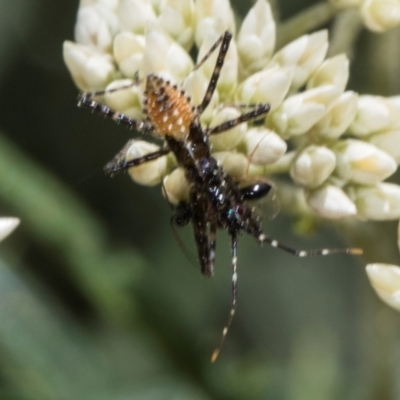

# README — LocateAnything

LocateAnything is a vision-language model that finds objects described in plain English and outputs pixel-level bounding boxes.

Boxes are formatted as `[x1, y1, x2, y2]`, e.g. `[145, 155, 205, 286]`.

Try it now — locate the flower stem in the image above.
[328, 9, 363, 57]
[277, 2, 339, 49]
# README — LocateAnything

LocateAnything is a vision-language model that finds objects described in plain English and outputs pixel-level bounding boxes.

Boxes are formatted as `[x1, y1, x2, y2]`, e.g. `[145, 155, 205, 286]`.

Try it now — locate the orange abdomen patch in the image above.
[143, 75, 196, 140]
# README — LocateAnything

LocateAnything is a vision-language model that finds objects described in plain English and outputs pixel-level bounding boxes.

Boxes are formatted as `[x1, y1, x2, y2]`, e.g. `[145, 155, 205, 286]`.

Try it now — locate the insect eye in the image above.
[240, 182, 272, 201]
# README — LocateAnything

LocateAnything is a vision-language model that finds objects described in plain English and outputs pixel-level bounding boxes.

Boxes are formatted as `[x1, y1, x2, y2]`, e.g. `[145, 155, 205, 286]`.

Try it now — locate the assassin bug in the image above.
[77, 31, 362, 362]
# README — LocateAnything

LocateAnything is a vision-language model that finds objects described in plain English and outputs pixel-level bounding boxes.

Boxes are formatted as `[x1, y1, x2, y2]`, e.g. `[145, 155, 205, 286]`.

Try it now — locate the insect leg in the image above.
[104, 142, 170, 176]
[257, 233, 363, 256]
[196, 31, 233, 115]
[78, 93, 150, 132]
[211, 234, 238, 363]
[207, 103, 270, 136]
[78, 82, 138, 100]
[190, 194, 214, 277]
[209, 223, 217, 268]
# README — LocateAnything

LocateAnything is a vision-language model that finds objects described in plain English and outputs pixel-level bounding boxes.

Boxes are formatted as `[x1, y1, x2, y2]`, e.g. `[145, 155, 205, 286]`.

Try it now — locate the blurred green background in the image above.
[0, 0, 400, 399]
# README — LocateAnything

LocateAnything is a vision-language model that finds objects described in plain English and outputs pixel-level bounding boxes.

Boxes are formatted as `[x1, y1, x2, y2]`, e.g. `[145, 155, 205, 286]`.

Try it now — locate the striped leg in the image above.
[104, 146, 170, 177]
[257, 233, 363, 256]
[195, 31, 232, 115]
[208, 104, 270, 136]
[77, 94, 151, 132]
[191, 194, 215, 277]
[209, 223, 217, 268]
[211, 234, 238, 363]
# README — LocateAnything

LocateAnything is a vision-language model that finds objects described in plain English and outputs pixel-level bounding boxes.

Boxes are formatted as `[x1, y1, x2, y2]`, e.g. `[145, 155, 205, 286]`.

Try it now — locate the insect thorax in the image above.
[143, 74, 196, 140]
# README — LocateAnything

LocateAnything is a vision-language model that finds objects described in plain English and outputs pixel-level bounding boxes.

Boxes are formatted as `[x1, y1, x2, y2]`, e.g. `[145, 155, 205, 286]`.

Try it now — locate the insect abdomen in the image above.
[143, 75, 195, 140]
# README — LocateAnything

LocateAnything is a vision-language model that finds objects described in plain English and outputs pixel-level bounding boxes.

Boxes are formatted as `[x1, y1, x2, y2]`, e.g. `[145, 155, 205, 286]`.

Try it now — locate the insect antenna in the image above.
[211, 234, 238, 363]
[257, 233, 363, 256]
[195, 31, 233, 115]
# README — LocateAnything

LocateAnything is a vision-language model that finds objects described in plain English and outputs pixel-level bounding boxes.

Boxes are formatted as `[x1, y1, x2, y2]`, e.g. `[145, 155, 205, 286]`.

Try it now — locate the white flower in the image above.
[241, 127, 287, 166]
[366, 264, 400, 312]
[113, 32, 145, 78]
[333, 140, 396, 185]
[125, 141, 169, 186]
[348, 95, 400, 136]
[118, 0, 157, 33]
[290, 146, 336, 188]
[0, 218, 20, 243]
[194, 0, 236, 46]
[213, 152, 249, 179]
[269, 30, 328, 91]
[351, 183, 400, 220]
[312, 91, 358, 139]
[75, 3, 118, 53]
[162, 167, 190, 204]
[235, 67, 292, 111]
[104, 79, 143, 119]
[307, 54, 349, 92]
[158, 0, 195, 50]
[141, 24, 194, 82]
[369, 129, 400, 163]
[63, 41, 116, 90]
[182, 72, 220, 123]
[65, 0, 400, 225]
[360, 0, 400, 32]
[237, 0, 275, 78]
[306, 184, 357, 219]
[270, 85, 341, 137]
[208, 107, 247, 151]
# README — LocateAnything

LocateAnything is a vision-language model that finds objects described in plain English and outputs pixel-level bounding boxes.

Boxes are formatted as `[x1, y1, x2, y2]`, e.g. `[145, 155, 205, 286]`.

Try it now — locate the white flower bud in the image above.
[113, 32, 145, 78]
[104, 79, 142, 119]
[366, 264, 400, 312]
[0, 218, 20, 242]
[269, 30, 328, 91]
[237, 0, 275, 77]
[162, 168, 190, 204]
[306, 185, 357, 219]
[63, 41, 116, 90]
[352, 183, 400, 220]
[182, 72, 219, 123]
[348, 95, 400, 136]
[158, 0, 195, 50]
[369, 129, 400, 163]
[141, 24, 194, 82]
[75, 4, 118, 53]
[235, 67, 292, 111]
[213, 152, 249, 179]
[118, 0, 157, 33]
[361, 0, 400, 32]
[270, 86, 341, 137]
[194, 0, 236, 46]
[313, 91, 358, 139]
[197, 29, 238, 98]
[290, 146, 336, 188]
[209, 107, 247, 151]
[242, 127, 287, 165]
[333, 140, 396, 185]
[307, 54, 349, 91]
[126, 141, 168, 186]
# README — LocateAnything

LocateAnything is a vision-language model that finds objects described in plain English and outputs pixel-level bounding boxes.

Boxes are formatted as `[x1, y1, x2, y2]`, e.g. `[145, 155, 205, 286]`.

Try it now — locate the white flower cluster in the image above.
[64, 0, 400, 312]
[330, 0, 400, 32]
[63, 0, 400, 222]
